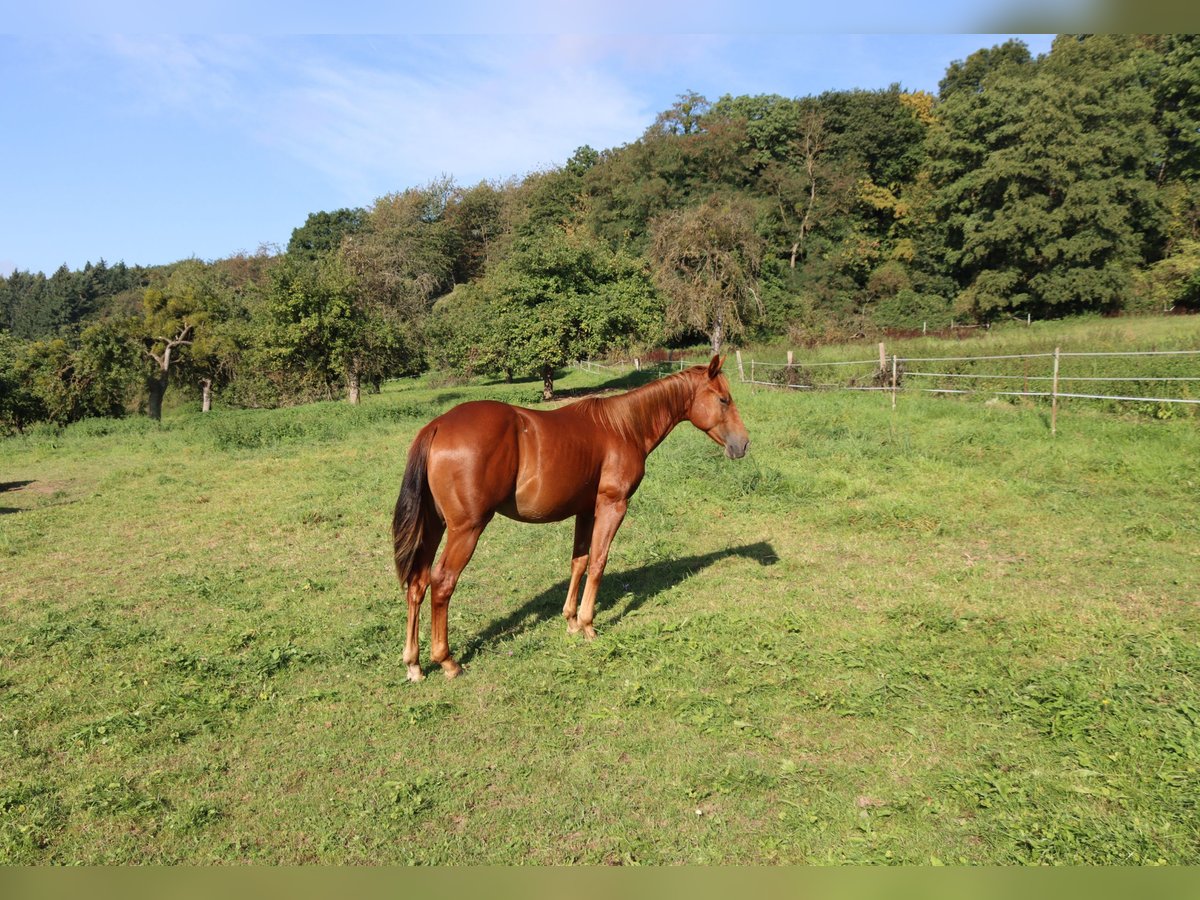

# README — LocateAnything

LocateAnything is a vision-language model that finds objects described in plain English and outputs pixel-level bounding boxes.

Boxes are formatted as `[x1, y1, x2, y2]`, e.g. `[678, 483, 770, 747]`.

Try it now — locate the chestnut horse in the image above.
[391, 354, 749, 681]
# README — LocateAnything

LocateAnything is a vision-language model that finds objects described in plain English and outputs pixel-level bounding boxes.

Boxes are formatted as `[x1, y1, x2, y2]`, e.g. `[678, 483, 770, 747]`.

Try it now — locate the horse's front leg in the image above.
[575, 495, 627, 641]
[564, 511, 593, 634]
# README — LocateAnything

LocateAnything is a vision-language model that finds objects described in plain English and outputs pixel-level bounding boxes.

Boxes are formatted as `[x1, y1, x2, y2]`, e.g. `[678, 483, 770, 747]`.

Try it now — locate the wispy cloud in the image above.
[98, 34, 259, 115]
[88, 35, 660, 201]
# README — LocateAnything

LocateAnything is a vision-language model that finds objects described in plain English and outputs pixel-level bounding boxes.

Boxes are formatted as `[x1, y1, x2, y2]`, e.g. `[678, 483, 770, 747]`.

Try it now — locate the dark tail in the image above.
[392, 425, 436, 586]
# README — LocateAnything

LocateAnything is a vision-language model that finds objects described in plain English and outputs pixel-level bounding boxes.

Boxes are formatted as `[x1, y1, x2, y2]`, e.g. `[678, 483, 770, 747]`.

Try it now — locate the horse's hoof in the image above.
[583, 625, 597, 641]
[406, 665, 425, 683]
[566, 618, 582, 635]
[442, 660, 464, 679]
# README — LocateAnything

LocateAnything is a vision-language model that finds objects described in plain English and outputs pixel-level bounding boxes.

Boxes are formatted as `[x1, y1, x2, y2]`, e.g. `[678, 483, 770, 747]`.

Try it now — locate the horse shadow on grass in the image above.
[0, 481, 34, 515]
[455, 540, 778, 666]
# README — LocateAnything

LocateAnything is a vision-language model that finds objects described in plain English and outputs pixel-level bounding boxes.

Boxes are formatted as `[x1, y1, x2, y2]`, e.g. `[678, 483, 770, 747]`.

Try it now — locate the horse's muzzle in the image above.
[725, 436, 749, 459]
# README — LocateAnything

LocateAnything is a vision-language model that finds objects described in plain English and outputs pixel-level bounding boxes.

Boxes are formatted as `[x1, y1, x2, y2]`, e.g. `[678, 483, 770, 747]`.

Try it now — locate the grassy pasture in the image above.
[2, 325, 1199, 864]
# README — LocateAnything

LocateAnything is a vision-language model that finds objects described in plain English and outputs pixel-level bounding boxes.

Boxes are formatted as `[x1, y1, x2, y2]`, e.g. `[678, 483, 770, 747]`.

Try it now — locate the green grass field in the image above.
[2, 320, 1199, 864]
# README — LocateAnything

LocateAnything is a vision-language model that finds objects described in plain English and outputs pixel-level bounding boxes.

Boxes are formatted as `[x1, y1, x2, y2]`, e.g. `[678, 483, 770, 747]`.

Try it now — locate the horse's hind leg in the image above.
[429, 518, 489, 679]
[403, 518, 444, 683]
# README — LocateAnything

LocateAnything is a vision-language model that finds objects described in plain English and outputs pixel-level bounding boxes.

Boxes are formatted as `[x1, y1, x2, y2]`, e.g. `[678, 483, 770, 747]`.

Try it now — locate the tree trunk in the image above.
[541, 365, 554, 401]
[347, 364, 361, 405]
[201, 378, 212, 413]
[792, 110, 821, 269]
[147, 373, 166, 421]
[711, 312, 724, 356]
[145, 345, 173, 421]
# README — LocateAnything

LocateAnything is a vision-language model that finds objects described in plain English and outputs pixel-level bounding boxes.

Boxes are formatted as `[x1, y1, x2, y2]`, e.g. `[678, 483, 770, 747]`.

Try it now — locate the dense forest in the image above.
[2, 35, 1198, 430]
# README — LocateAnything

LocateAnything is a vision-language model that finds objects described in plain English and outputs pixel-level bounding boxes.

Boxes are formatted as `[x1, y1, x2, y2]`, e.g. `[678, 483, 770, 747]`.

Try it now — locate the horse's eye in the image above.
[719, 396, 730, 406]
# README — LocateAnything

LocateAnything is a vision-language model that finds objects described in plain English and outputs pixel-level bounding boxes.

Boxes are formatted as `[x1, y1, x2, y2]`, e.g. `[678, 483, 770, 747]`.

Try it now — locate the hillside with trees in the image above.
[2, 35, 1198, 432]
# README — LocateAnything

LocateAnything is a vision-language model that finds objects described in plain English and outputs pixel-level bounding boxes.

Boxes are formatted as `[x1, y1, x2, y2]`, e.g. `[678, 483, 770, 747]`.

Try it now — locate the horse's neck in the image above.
[601, 374, 693, 455]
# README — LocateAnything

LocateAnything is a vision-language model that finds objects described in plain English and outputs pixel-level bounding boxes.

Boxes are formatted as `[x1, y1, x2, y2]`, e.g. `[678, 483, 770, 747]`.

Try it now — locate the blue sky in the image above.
[0, 28, 1059, 277]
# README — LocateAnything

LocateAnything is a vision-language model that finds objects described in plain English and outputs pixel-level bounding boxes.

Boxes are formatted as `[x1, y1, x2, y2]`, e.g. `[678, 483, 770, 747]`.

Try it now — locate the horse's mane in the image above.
[574, 367, 698, 445]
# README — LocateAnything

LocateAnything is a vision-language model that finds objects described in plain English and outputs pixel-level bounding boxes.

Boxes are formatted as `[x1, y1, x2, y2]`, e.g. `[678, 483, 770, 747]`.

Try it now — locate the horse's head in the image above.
[687, 355, 750, 459]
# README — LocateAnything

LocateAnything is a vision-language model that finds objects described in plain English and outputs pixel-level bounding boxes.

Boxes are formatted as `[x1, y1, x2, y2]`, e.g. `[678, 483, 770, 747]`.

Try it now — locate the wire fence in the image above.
[573, 346, 1200, 429]
[739, 344, 1200, 432]
[574, 357, 705, 377]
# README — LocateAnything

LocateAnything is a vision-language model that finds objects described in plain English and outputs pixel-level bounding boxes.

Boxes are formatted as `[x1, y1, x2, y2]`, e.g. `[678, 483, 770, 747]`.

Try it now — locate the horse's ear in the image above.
[707, 354, 724, 379]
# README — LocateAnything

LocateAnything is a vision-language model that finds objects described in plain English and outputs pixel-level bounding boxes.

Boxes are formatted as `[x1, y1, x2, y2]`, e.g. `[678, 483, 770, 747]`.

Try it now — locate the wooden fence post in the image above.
[1051, 346, 1061, 436]
[786, 350, 794, 367]
[891, 355, 898, 410]
[878, 342, 887, 373]
[735, 350, 745, 382]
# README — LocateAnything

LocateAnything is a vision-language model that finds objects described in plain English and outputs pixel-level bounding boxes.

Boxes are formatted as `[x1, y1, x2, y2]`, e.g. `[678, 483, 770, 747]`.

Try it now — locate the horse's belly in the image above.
[495, 501, 571, 524]
[497, 485, 592, 524]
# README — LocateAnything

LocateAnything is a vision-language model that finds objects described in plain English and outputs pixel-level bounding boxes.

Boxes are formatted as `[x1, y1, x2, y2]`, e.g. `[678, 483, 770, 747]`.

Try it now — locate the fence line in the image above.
[892, 352, 1056, 363]
[572, 348, 1200, 417]
[749, 358, 879, 368]
[744, 379, 891, 392]
[1058, 349, 1200, 358]
[914, 387, 1200, 404]
[906, 371, 1200, 383]
[575, 357, 705, 375]
[739, 343, 1200, 426]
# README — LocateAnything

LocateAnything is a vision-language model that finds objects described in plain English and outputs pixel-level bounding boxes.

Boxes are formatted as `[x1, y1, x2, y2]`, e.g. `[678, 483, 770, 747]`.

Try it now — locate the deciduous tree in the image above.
[139, 261, 215, 419]
[434, 229, 662, 399]
[929, 35, 1163, 318]
[649, 195, 765, 354]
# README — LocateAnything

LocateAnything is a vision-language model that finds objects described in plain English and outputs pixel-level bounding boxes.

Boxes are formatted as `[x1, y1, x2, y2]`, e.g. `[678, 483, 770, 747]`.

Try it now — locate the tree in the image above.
[286, 208, 367, 264]
[938, 39, 1034, 100]
[650, 90, 711, 137]
[582, 95, 756, 250]
[422, 283, 497, 380]
[73, 320, 142, 418]
[758, 103, 845, 269]
[819, 86, 929, 193]
[336, 180, 459, 400]
[1136, 237, 1200, 311]
[0, 332, 40, 432]
[444, 180, 512, 284]
[708, 93, 802, 173]
[1, 260, 145, 340]
[261, 250, 416, 405]
[1135, 34, 1200, 292]
[649, 195, 765, 354]
[0, 322, 139, 429]
[4, 270, 51, 339]
[437, 229, 663, 399]
[929, 35, 1164, 318]
[138, 261, 215, 419]
[349, 180, 460, 301]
